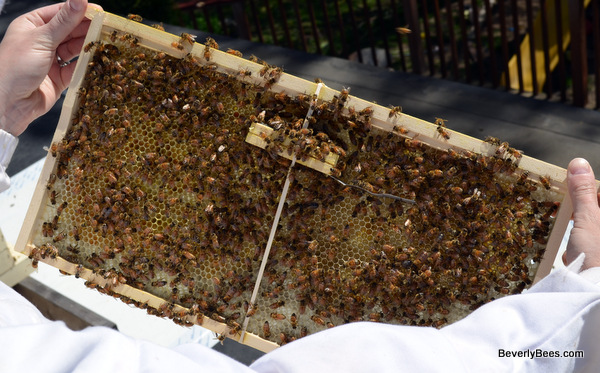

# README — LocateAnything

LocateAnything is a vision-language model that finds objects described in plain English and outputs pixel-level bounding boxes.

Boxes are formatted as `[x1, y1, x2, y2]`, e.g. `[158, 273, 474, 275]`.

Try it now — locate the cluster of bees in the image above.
[31, 25, 560, 346]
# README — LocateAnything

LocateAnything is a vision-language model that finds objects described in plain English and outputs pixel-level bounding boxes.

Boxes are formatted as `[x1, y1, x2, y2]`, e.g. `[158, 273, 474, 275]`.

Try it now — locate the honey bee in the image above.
[246, 303, 257, 317]
[359, 106, 374, 116]
[507, 147, 523, 159]
[56, 201, 68, 216]
[539, 175, 552, 190]
[108, 30, 119, 42]
[41, 222, 54, 237]
[152, 280, 167, 287]
[396, 26, 412, 34]
[300, 326, 308, 338]
[294, 93, 311, 107]
[74, 264, 84, 279]
[203, 37, 219, 61]
[338, 86, 350, 103]
[238, 69, 252, 77]
[495, 141, 510, 156]
[53, 230, 66, 243]
[270, 312, 286, 320]
[391, 126, 408, 136]
[83, 41, 99, 53]
[226, 49, 243, 57]
[134, 187, 146, 200]
[263, 321, 271, 338]
[434, 117, 447, 127]
[152, 70, 165, 79]
[388, 106, 402, 118]
[516, 170, 530, 185]
[182, 250, 196, 260]
[436, 126, 450, 140]
[215, 332, 226, 344]
[120, 33, 139, 47]
[127, 14, 143, 22]
[46, 174, 57, 190]
[228, 322, 242, 336]
[171, 41, 184, 50]
[104, 108, 118, 116]
[450, 186, 463, 194]
[484, 136, 501, 145]
[49, 190, 59, 205]
[290, 313, 298, 329]
[66, 244, 80, 254]
[180, 32, 196, 45]
[203, 48, 212, 61]
[311, 315, 325, 325]
[269, 300, 285, 309]
[70, 225, 81, 241]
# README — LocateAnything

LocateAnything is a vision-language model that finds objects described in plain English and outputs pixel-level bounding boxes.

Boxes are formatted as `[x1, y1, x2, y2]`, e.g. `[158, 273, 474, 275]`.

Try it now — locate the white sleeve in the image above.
[0, 128, 18, 193]
[0, 281, 255, 372]
[251, 255, 600, 373]
[441, 254, 600, 372]
[579, 266, 600, 285]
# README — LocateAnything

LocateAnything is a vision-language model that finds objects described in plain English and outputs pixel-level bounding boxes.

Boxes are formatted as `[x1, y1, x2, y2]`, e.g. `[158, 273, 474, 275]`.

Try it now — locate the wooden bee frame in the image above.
[0, 228, 33, 286]
[245, 123, 340, 175]
[15, 8, 573, 353]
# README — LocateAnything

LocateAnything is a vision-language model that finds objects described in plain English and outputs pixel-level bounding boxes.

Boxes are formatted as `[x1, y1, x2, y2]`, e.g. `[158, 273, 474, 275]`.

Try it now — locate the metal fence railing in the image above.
[175, 0, 599, 109]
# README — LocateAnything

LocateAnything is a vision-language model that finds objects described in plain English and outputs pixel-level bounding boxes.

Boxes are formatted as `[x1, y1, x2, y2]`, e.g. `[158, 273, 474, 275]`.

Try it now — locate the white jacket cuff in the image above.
[0, 128, 18, 192]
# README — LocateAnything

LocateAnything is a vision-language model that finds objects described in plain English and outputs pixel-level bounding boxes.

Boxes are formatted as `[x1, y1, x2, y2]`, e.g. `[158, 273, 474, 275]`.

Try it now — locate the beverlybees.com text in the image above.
[498, 349, 584, 359]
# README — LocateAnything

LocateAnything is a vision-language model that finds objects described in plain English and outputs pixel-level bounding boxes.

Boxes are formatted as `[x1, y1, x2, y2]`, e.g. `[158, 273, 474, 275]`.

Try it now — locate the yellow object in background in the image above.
[503, 0, 590, 92]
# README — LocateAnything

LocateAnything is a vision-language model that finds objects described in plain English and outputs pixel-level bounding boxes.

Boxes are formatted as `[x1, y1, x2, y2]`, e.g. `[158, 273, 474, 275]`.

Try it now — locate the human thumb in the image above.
[44, 0, 87, 48]
[563, 158, 600, 268]
[568, 158, 600, 223]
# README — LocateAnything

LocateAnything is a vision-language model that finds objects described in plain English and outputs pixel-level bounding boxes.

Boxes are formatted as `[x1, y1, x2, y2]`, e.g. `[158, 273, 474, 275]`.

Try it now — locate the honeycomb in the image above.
[27, 18, 561, 348]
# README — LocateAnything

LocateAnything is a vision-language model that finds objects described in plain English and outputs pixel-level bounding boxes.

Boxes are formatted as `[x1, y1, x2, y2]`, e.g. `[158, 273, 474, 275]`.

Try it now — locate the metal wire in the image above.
[329, 175, 416, 204]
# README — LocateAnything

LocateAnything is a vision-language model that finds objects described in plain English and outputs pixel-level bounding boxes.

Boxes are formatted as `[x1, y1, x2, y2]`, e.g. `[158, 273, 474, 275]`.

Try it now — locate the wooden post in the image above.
[232, 0, 251, 40]
[569, 0, 587, 107]
[403, 0, 424, 74]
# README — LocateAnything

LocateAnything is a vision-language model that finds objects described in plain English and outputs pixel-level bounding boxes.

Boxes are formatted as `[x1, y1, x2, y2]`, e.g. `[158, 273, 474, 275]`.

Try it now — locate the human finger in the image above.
[43, 62, 75, 105]
[22, 3, 63, 26]
[57, 60, 79, 92]
[42, 0, 88, 50]
[56, 35, 87, 63]
[568, 158, 600, 225]
[64, 18, 92, 40]
[65, 4, 103, 39]
[564, 158, 600, 268]
[31, 5, 92, 38]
